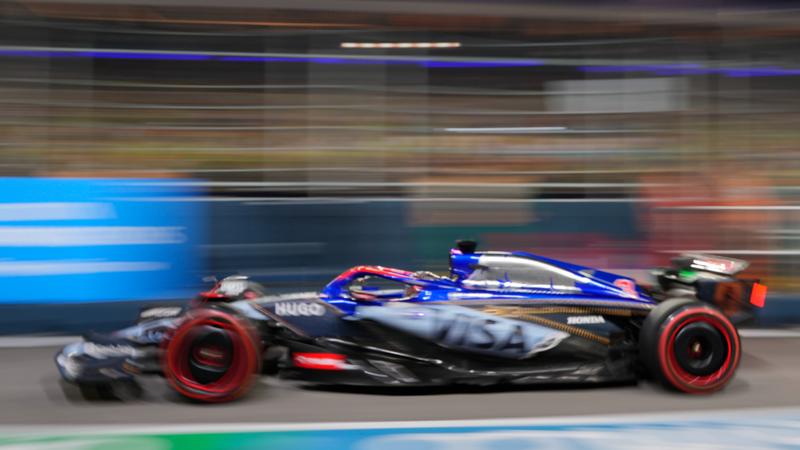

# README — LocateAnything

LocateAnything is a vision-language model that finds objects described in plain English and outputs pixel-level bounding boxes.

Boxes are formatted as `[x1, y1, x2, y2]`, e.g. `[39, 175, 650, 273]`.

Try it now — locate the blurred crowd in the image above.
[2, 0, 800, 289]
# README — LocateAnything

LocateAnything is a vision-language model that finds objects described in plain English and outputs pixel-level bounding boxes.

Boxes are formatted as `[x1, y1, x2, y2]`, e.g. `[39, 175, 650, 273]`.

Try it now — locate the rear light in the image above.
[292, 353, 348, 371]
[749, 283, 768, 308]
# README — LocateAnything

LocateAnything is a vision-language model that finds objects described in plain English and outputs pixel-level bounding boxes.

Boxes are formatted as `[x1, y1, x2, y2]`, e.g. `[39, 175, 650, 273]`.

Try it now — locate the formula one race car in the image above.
[55, 241, 767, 402]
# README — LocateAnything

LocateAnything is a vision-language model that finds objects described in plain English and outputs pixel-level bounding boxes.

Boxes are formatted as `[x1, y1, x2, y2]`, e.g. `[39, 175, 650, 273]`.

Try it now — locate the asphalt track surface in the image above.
[1, 337, 799, 426]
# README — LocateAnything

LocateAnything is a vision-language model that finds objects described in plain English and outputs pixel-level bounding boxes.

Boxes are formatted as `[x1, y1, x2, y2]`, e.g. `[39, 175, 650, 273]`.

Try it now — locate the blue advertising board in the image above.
[0, 178, 205, 303]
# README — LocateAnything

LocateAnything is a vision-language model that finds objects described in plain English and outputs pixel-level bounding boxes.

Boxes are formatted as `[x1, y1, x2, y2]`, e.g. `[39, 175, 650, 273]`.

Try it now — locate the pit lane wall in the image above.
[0, 189, 797, 334]
[1, 408, 798, 450]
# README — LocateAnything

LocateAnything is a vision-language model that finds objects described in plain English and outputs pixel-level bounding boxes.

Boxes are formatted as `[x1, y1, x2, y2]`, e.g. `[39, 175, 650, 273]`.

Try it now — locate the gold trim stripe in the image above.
[482, 305, 647, 317]
[482, 306, 617, 345]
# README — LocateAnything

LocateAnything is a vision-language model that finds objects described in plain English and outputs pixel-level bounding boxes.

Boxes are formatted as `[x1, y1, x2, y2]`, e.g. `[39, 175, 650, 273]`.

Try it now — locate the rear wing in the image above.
[655, 254, 767, 320]
[671, 254, 749, 276]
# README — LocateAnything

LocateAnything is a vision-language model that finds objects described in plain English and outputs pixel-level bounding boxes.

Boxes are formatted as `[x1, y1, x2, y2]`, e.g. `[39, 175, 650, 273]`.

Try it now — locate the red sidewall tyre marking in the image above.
[657, 306, 740, 393]
[163, 310, 260, 402]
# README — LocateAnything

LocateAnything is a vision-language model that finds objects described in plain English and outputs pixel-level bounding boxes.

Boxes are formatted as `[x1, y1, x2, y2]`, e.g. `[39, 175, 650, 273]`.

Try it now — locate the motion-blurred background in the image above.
[1, 0, 799, 332]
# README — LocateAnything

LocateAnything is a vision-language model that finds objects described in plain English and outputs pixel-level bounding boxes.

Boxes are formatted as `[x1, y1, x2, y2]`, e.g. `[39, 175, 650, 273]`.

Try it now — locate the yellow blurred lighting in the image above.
[341, 42, 461, 49]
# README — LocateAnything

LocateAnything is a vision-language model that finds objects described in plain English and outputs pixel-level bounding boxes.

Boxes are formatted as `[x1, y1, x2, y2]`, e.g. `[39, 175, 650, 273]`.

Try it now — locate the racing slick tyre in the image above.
[163, 306, 261, 403]
[640, 298, 741, 394]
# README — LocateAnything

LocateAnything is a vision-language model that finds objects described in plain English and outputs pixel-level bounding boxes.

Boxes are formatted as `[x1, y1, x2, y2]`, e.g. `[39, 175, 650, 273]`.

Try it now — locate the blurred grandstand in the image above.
[1, 0, 799, 296]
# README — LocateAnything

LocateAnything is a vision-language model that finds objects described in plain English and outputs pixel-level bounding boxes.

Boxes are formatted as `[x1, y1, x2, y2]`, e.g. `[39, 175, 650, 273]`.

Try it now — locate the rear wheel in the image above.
[163, 307, 261, 402]
[640, 298, 740, 393]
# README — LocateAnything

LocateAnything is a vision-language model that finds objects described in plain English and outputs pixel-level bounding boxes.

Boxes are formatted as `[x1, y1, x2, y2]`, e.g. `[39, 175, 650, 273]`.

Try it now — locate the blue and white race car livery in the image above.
[56, 241, 767, 402]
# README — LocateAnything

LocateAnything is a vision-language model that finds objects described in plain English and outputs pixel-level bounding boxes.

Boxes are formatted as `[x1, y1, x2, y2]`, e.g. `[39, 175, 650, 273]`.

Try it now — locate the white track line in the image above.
[0, 406, 798, 435]
[0, 336, 80, 348]
[740, 329, 800, 338]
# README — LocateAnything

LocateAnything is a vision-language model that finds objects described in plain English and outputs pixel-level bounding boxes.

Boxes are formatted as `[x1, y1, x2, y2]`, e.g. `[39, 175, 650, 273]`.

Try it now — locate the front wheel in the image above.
[640, 298, 741, 394]
[162, 307, 261, 403]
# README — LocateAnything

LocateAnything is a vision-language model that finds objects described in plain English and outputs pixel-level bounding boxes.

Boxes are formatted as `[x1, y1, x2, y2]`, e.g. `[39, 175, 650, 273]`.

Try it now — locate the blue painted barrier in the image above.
[0, 178, 205, 304]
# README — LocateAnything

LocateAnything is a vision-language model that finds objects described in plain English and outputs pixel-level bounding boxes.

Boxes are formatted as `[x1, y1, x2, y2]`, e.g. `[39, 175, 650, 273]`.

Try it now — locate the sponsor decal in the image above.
[275, 302, 325, 317]
[139, 307, 182, 320]
[217, 280, 247, 296]
[567, 315, 606, 325]
[83, 342, 140, 359]
[355, 305, 568, 359]
[433, 313, 529, 354]
[691, 257, 736, 274]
